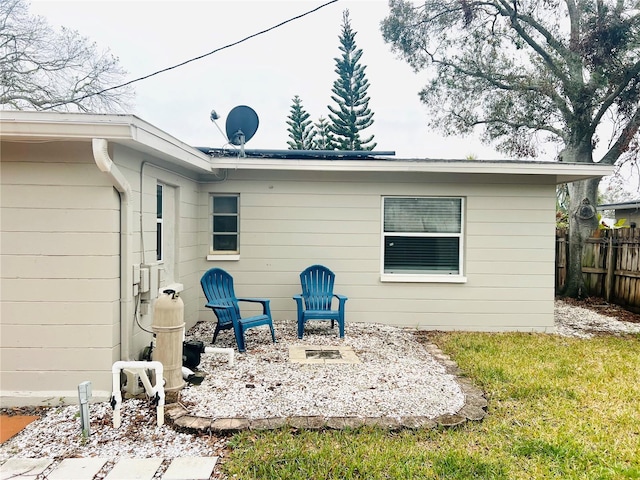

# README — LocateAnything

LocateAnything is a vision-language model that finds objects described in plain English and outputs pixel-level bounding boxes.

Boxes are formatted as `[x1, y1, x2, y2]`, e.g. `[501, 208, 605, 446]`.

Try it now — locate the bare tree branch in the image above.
[0, 0, 132, 112]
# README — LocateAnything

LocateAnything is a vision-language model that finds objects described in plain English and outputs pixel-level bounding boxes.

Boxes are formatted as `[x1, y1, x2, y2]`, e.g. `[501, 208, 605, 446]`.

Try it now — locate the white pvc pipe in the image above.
[93, 139, 134, 361]
[204, 346, 235, 367]
[111, 361, 165, 428]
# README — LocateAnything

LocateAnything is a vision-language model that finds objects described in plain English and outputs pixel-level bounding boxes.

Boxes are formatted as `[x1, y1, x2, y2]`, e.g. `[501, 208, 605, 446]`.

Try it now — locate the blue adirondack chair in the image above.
[200, 268, 276, 353]
[293, 264, 348, 339]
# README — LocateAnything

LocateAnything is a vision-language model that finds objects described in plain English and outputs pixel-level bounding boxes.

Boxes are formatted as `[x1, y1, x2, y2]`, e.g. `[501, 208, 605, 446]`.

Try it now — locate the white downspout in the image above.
[92, 138, 134, 361]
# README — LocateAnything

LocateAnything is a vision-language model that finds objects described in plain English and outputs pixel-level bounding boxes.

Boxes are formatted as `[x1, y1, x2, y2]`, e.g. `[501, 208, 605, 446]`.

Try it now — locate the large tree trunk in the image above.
[562, 177, 600, 297]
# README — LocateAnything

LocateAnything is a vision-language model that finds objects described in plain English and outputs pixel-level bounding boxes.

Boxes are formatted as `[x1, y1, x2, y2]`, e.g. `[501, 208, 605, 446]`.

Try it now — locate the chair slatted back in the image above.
[300, 264, 335, 311]
[200, 268, 240, 325]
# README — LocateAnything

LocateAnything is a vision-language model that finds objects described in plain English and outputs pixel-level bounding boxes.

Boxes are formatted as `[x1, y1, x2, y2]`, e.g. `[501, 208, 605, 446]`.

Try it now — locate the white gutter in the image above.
[209, 156, 612, 173]
[92, 138, 133, 361]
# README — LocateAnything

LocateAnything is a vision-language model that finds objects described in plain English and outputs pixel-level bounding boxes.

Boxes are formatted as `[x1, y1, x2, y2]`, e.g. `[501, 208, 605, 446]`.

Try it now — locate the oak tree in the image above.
[382, 0, 640, 297]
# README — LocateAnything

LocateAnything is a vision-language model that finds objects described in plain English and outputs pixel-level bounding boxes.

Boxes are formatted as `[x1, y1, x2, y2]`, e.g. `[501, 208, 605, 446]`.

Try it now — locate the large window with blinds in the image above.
[382, 197, 464, 277]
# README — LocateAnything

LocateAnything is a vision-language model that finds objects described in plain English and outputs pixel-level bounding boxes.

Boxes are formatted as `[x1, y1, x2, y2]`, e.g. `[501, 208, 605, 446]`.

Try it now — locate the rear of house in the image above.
[0, 111, 613, 406]
[204, 168, 558, 330]
[598, 200, 640, 227]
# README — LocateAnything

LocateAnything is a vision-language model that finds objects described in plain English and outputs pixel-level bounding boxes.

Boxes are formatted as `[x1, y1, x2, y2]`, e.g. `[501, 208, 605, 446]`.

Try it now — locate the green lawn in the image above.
[221, 332, 640, 479]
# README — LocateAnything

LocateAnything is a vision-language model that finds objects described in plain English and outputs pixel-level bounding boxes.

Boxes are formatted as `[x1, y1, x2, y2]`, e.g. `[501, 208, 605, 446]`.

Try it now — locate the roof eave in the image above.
[598, 201, 640, 210]
[209, 156, 614, 184]
[0, 110, 213, 173]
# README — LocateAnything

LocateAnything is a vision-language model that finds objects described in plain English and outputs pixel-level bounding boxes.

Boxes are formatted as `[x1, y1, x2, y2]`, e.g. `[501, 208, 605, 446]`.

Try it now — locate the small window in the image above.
[382, 197, 464, 276]
[210, 194, 239, 254]
[156, 184, 163, 262]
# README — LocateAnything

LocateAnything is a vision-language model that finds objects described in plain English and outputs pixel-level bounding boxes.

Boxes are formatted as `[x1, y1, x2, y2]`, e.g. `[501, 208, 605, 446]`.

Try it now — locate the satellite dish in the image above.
[225, 105, 259, 146]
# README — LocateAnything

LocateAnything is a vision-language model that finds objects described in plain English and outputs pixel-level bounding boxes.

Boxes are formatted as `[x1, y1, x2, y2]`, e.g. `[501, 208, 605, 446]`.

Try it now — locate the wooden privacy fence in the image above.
[556, 228, 640, 313]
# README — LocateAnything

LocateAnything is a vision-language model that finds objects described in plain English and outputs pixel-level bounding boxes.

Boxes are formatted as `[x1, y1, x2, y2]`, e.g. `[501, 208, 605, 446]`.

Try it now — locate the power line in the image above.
[44, 0, 338, 110]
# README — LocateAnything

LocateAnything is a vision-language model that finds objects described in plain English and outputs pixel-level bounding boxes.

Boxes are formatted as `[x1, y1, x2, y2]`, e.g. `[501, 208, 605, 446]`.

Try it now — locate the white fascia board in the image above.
[0, 110, 213, 173]
[127, 122, 212, 172]
[598, 201, 640, 209]
[0, 111, 135, 140]
[210, 156, 614, 183]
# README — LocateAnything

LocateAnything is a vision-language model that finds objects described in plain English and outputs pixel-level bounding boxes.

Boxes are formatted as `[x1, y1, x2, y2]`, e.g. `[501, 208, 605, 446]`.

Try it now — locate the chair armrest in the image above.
[237, 297, 270, 305]
[292, 294, 304, 310]
[205, 302, 234, 311]
[334, 294, 348, 308]
[237, 297, 271, 316]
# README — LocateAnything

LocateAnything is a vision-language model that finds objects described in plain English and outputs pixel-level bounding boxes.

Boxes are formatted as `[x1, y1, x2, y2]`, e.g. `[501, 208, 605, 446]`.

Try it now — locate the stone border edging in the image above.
[164, 341, 487, 434]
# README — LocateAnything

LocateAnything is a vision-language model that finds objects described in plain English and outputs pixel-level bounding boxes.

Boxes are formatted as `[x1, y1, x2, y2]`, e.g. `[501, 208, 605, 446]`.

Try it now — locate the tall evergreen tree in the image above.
[327, 10, 376, 151]
[312, 116, 335, 150]
[286, 95, 315, 150]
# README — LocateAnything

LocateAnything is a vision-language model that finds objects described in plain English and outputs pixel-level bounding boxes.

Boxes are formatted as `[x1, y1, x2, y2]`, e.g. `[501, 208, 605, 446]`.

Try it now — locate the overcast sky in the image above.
[27, 0, 512, 160]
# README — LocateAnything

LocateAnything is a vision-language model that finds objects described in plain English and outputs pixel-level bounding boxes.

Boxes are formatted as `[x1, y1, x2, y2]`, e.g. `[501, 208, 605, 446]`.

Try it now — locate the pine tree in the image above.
[286, 95, 315, 150]
[312, 117, 335, 150]
[327, 9, 376, 151]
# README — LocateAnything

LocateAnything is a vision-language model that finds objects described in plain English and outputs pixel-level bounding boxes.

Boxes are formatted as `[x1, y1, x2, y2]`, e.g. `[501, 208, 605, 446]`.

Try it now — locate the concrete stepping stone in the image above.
[105, 458, 163, 480]
[0, 458, 52, 479]
[47, 458, 108, 480]
[162, 457, 218, 480]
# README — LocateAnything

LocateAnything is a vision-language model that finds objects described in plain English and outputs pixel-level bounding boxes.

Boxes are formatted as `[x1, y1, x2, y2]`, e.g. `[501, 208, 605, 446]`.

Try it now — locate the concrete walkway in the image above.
[0, 456, 218, 480]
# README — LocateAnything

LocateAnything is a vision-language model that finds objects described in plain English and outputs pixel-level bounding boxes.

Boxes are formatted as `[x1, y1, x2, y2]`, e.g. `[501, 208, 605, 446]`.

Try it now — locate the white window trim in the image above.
[380, 273, 467, 283]
[156, 184, 164, 263]
[380, 196, 466, 283]
[206, 254, 240, 261]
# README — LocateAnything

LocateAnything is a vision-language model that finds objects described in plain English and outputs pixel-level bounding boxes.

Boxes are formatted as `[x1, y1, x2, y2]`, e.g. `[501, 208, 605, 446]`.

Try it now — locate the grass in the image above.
[221, 332, 640, 479]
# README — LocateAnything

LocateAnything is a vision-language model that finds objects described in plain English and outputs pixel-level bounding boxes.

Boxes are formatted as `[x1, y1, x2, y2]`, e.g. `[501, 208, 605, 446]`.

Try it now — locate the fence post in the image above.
[604, 233, 616, 302]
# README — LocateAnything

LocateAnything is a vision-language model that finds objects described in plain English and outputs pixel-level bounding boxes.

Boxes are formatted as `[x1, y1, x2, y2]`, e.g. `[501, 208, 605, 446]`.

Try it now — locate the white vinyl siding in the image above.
[197, 170, 556, 333]
[1, 139, 561, 406]
[1, 141, 205, 406]
[0, 141, 121, 404]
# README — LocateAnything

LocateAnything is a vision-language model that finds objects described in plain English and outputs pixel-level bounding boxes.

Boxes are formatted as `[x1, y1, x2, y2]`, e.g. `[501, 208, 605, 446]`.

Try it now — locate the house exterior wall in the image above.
[1, 141, 121, 405]
[111, 147, 204, 338]
[197, 170, 556, 332]
[0, 141, 204, 406]
[0, 141, 559, 406]
[614, 208, 640, 226]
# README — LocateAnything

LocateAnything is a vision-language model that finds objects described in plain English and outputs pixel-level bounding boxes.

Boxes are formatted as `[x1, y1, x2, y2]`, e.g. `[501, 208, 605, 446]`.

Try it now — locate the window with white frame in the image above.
[210, 194, 239, 254]
[382, 197, 464, 276]
[156, 184, 163, 262]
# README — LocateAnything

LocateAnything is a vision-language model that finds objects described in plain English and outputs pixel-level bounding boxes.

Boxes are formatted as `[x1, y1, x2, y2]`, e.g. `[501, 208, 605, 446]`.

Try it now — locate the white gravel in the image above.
[180, 319, 464, 420]
[0, 399, 226, 476]
[2, 300, 638, 467]
[553, 300, 640, 337]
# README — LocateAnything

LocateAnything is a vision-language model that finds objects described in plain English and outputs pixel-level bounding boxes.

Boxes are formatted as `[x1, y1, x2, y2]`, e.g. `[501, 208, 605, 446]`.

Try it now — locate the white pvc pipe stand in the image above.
[111, 361, 165, 428]
[204, 347, 234, 367]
